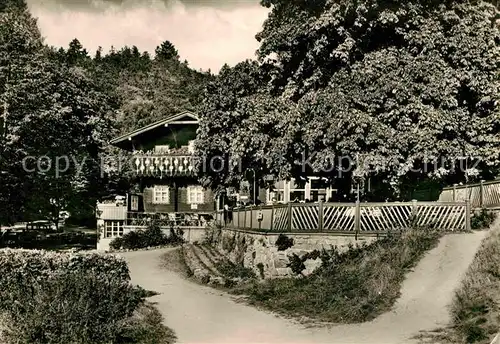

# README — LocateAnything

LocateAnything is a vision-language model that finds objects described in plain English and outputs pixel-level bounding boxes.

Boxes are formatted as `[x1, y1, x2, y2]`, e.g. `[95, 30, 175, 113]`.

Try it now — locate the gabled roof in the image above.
[110, 110, 199, 146]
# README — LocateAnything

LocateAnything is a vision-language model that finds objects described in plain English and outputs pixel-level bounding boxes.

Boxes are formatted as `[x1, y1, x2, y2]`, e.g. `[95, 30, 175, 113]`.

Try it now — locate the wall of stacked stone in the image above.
[206, 228, 379, 278]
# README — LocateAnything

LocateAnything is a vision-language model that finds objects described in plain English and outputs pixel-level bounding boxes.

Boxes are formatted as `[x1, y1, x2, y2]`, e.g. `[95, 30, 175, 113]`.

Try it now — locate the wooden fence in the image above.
[438, 179, 500, 209]
[215, 201, 471, 234]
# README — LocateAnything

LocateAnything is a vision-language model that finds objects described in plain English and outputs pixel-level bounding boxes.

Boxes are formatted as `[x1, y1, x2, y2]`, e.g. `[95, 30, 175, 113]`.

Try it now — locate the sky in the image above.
[26, 0, 269, 73]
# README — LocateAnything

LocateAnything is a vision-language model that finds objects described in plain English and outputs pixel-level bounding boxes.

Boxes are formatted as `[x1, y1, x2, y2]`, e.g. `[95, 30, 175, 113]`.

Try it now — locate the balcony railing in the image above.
[132, 151, 196, 176]
[97, 204, 127, 221]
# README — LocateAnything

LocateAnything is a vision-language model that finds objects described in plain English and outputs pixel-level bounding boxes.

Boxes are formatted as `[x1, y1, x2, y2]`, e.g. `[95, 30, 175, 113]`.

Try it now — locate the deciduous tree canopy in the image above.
[197, 0, 500, 199]
[0, 0, 211, 225]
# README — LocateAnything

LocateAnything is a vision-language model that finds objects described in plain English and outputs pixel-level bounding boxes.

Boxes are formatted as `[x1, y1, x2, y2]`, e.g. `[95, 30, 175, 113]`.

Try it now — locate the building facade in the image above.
[97, 111, 215, 250]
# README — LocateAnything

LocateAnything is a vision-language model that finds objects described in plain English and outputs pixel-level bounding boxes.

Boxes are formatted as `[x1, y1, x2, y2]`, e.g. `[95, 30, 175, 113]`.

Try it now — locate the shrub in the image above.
[143, 222, 167, 247]
[256, 263, 265, 279]
[275, 234, 294, 251]
[287, 253, 306, 275]
[471, 209, 496, 230]
[169, 227, 185, 245]
[109, 236, 124, 250]
[222, 233, 237, 252]
[287, 250, 321, 276]
[109, 222, 185, 251]
[0, 249, 144, 344]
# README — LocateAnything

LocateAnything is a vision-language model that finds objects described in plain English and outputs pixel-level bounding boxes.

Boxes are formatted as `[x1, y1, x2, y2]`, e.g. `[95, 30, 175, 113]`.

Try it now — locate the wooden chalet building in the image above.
[96, 111, 215, 250]
[96, 111, 391, 250]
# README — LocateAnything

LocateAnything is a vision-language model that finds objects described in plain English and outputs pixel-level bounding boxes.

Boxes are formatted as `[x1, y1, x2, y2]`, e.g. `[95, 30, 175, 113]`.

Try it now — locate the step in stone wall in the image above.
[205, 228, 379, 278]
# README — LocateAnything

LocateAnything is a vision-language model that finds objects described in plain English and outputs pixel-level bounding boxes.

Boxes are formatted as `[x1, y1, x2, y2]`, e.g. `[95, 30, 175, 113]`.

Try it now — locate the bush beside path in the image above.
[0, 249, 175, 344]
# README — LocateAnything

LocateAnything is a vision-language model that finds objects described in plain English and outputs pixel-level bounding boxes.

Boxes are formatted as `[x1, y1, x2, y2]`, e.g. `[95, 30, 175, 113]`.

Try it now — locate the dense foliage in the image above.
[197, 0, 500, 199]
[0, 0, 211, 226]
[470, 209, 497, 230]
[0, 249, 157, 343]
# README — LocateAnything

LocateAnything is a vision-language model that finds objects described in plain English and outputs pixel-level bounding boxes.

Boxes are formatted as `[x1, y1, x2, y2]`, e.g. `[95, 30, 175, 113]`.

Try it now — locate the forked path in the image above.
[120, 230, 487, 344]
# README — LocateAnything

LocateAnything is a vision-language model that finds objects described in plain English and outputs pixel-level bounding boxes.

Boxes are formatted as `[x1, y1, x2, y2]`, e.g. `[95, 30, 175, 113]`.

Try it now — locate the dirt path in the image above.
[119, 230, 487, 344]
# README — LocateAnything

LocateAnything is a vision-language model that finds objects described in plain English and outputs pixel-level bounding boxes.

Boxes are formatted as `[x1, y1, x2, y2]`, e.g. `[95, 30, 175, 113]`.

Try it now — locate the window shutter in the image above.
[199, 189, 205, 203]
[138, 194, 144, 212]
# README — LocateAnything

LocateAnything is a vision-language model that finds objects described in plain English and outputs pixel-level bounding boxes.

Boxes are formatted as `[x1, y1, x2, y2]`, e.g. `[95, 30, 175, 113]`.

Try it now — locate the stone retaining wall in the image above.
[206, 228, 380, 278]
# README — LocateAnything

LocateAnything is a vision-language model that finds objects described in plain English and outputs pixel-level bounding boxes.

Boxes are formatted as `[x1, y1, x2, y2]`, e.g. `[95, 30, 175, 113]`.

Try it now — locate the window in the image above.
[187, 186, 204, 204]
[130, 195, 139, 211]
[311, 178, 328, 190]
[153, 186, 170, 204]
[268, 180, 286, 204]
[104, 221, 124, 238]
[290, 191, 306, 202]
[269, 191, 285, 203]
[290, 178, 306, 202]
[310, 177, 329, 202]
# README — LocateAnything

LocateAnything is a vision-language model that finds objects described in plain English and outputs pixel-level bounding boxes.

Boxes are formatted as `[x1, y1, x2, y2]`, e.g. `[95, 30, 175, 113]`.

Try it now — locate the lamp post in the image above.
[248, 168, 256, 206]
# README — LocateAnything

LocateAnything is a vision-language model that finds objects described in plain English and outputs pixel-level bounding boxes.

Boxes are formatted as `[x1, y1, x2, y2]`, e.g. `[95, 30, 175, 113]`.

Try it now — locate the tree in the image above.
[198, 0, 500, 199]
[0, 0, 27, 12]
[0, 1, 118, 227]
[6, 60, 117, 228]
[155, 40, 179, 61]
[0, 0, 45, 225]
[196, 60, 269, 190]
[66, 38, 90, 66]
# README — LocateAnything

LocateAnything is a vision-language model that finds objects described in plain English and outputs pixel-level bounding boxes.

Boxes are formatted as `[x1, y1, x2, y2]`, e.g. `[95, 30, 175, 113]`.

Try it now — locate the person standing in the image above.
[223, 203, 229, 225]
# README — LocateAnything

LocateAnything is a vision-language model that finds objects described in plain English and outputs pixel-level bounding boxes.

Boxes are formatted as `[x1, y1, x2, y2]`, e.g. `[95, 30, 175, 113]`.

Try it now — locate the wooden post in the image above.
[318, 200, 324, 232]
[244, 207, 248, 229]
[270, 203, 275, 231]
[250, 206, 253, 230]
[355, 201, 360, 240]
[480, 180, 484, 208]
[412, 199, 418, 217]
[258, 204, 262, 231]
[287, 202, 293, 232]
[411, 199, 418, 228]
[453, 184, 457, 202]
[233, 209, 241, 228]
[465, 199, 471, 231]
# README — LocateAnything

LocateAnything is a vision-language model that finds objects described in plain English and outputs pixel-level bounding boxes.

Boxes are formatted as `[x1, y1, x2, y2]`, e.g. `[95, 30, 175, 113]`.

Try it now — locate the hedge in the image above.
[0, 249, 145, 344]
[110, 223, 184, 251]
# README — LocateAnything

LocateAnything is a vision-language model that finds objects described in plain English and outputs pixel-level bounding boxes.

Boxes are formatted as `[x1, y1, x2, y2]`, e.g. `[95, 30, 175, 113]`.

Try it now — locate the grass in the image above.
[229, 229, 442, 323]
[213, 259, 256, 280]
[418, 216, 500, 344]
[117, 302, 177, 344]
[162, 247, 193, 277]
[164, 229, 442, 324]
